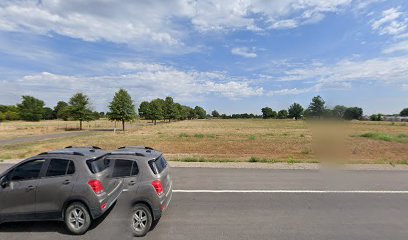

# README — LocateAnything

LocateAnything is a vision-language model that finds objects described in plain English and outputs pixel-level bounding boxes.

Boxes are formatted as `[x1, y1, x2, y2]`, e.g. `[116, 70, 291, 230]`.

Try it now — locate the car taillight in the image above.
[152, 180, 164, 196]
[88, 180, 105, 194]
[101, 203, 107, 210]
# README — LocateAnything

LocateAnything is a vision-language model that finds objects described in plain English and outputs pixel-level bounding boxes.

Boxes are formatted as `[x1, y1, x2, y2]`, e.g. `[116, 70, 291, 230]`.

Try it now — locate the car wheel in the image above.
[130, 204, 152, 237]
[65, 202, 92, 235]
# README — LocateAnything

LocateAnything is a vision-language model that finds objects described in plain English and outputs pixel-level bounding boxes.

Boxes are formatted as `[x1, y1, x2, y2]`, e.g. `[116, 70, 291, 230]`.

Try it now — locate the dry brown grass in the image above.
[0, 119, 148, 140]
[0, 119, 407, 164]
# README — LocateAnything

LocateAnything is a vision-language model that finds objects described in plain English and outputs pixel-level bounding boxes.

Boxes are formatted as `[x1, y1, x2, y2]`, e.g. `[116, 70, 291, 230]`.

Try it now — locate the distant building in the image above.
[384, 116, 408, 122]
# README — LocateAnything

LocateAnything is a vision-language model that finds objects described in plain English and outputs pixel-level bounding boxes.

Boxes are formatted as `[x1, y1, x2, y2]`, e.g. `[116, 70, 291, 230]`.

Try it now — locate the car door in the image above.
[35, 159, 76, 219]
[111, 159, 140, 192]
[0, 159, 46, 221]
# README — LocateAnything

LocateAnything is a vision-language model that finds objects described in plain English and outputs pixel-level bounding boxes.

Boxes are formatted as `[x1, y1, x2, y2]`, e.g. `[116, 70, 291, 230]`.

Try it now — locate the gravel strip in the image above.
[169, 161, 408, 171]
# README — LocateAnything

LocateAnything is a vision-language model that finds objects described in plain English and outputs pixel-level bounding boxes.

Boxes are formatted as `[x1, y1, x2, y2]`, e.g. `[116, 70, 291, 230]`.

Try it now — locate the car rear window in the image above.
[149, 156, 167, 174]
[112, 159, 133, 178]
[46, 159, 70, 177]
[87, 157, 111, 174]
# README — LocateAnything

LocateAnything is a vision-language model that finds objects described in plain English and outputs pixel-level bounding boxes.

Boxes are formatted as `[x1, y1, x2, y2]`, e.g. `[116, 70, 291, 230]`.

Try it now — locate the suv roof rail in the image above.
[118, 146, 154, 150]
[65, 146, 102, 150]
[39, 151, 85, 156]
[109, 151, 146, 157]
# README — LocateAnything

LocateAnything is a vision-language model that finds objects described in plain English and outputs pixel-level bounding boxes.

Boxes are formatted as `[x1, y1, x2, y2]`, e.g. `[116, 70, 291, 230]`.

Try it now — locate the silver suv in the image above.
[107, 146, 173, 237]
[0, 146, 123, 235]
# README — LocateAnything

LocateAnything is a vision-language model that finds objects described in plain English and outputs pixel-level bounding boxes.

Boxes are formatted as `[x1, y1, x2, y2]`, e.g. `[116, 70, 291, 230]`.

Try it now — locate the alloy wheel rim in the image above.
[68, 208, 85, 230]
[132, 209, 148, 232]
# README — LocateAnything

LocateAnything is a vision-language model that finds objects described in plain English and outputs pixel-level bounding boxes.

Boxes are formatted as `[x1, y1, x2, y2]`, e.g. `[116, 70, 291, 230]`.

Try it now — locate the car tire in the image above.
[64, 202, 92, 235]
[130, 204, 152, 237]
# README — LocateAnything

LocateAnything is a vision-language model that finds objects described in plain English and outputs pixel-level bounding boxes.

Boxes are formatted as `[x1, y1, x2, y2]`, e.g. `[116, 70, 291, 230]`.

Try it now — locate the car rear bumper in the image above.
[90, 180, 124, 219]
[152, 181, 172, 220]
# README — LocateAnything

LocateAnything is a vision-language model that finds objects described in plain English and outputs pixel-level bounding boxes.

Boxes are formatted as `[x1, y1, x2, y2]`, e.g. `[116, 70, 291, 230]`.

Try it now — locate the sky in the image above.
[0, 0, 407, 115]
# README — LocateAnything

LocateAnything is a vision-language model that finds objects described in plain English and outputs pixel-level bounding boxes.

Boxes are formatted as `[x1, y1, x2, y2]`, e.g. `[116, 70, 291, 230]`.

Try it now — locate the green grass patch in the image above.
[173, 156, 318, 164]
[248, 156, 277, 163]
[287, 157, 302, 164]
[194, 133, 205, 138]
[179, 133, 189, 138]
[357, 132, 408, 143]
[173, 157, 236, 163]
[206, 134, 216, 138]
[248, 135, 257, 140]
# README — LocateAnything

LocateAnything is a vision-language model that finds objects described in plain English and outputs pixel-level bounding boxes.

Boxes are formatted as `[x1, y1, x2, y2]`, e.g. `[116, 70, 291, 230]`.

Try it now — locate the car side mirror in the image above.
[0, 177, 9, 188]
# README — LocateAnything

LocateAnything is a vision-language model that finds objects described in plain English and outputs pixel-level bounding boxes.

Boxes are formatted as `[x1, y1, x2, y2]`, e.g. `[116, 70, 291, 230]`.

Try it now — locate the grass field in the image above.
[0, 119, 407, 164]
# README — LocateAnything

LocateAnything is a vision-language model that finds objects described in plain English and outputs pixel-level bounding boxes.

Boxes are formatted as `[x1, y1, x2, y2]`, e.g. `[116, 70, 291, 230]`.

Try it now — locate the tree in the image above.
[67, 93, 94, 130]
[149, 99, 165, 125]
[188, 107, 197, 119]
[179, 105, 191, 120]
[288, 103, 304, 120]
[194, 106, 207, 119]
[211, 110, 220, 118]
[43, 107, 55, 120]
[172, 103, 183, 120]
[17, 96, 45, 121]
[107, 89, 137, 131]
[138, 101, 150, 119]
[401, 108, 408, 116]
[164, 96, 175, 122]
[261, 107, 274, 119]
[332, 105, 347, 119]
[92, 111, 101, 120]
[277, 109, 288, 119]
[307, 95, 326, 118]
[0, 105, 20, 120]
[343, 107, 363, 120]
[370, 114, 383, 121]
[54, 101, 69, 120]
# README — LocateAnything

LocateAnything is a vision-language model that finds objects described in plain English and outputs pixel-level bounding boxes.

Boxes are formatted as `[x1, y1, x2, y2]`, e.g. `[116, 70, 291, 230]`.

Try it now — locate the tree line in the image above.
[0, 89, 207, 131]
[211, 96, 408, 121]
[138, 97, 206, 125]
[1, 92, 407, 127]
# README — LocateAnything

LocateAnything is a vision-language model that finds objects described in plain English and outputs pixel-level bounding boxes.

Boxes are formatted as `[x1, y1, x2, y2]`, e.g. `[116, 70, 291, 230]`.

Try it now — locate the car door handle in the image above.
[128, 181, 136, 186]
[26, 185, 36, 191]
[63, 180, 71, 185]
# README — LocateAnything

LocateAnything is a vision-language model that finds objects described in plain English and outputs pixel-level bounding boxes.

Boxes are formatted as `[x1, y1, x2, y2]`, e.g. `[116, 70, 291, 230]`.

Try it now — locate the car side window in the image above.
[11, 159, 46, 181]
[46, 159, 70, 177]
[112, 159, 134, 178]
[67, 161, 75, 175]
[131, 161, 139, 176]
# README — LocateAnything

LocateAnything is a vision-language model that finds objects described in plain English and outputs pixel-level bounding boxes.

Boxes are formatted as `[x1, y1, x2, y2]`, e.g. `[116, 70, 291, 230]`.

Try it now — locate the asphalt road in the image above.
[1, 165, 408, 239]
[0, 131, 93, 146]
[0, 121, 169, 146]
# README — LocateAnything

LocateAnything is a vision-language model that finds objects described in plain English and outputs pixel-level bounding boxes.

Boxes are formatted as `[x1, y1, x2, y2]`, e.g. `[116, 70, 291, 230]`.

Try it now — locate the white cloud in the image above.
[267, 87, 312, 96]
[231, 47, 257, 58]
[278, 56, 408, 85]
[205, 81, 263, 98]
[371, 7, 407, 35]
[383, 40, 408, 54]
[0, 0, 354, 48]
[0, 0, 187, 47]
[356, 0, 384, 10]
[271, 19, 298, 29]
[9, 62, 263, 108]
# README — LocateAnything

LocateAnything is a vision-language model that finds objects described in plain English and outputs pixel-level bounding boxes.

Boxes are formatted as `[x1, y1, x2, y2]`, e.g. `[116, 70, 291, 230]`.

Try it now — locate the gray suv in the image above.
[0, 146, 123, 235]
[107, 146, 172, 237]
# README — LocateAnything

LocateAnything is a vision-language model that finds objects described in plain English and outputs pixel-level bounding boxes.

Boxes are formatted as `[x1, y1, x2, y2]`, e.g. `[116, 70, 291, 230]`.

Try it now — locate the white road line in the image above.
[173, 190, 408, 194]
